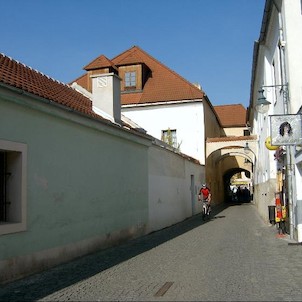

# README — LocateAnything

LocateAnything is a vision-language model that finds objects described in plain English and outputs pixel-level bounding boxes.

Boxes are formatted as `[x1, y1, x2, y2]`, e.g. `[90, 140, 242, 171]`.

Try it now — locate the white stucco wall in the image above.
[223, 127, 246, 137]
[122, 101, 205, 164]
[147, 143, 205, 233]
[251, 0, 302, 236]
[284, 0, 302, 114]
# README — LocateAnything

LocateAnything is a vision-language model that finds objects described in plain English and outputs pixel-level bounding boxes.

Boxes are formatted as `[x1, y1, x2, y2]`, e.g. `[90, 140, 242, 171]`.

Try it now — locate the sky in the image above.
[1, 0, 265, 108]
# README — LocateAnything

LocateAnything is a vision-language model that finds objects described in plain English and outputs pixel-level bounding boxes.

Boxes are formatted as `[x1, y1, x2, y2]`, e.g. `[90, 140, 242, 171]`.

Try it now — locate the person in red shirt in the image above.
[198, 184, 211, 214]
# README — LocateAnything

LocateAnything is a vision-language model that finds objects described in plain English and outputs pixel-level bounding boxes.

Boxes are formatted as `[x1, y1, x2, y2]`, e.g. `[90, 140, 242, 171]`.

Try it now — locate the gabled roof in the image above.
[214, 104, 247, 127]
[0, 53, 147, 134]
[116, 46, 205, 104]
[73, 46, 205, 105]
[84, 55, 117, 71]
[113, 49, 144, 66]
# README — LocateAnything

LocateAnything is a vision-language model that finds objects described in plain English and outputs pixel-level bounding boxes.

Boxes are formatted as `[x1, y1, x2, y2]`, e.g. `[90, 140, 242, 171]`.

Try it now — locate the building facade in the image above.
[248, 0, 302, 240]
[0, 53, 204, 283]
[72, 46, 223, 167]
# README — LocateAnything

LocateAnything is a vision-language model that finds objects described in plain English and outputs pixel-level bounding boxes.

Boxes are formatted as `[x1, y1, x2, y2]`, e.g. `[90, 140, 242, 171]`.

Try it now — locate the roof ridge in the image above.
[0, 52, 100, 119]
[214, 104, 246, 108]
[0, 52, 69, 87]
[112, 46, 205, 97]
[70, 72, 86, 85]
[83, 54, 116, 71]
[111, 45, 138, 61]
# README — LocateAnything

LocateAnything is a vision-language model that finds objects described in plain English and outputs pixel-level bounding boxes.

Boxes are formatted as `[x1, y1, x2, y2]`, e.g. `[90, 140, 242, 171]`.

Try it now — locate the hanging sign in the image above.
[270, 114, 302, 145]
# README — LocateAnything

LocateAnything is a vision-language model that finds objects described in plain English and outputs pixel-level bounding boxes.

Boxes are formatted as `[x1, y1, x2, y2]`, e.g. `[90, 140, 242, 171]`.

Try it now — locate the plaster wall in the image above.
[122, 101, 205, 164]
[283, 0, 302, 114]
[253, 179, 276, 223]
[0, 88, 204, 283]
[0, 91, 149, 282]
[147, 144, 204, 233]
[223, 127, 246, 137]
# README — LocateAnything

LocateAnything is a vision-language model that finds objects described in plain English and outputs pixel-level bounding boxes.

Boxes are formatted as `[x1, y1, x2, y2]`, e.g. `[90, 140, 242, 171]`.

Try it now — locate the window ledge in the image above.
[0, 222, 26, 235]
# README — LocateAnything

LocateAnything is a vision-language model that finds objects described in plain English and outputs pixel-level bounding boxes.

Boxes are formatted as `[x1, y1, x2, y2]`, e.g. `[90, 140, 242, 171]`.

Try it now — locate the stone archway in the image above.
[205, 135, 257, 204]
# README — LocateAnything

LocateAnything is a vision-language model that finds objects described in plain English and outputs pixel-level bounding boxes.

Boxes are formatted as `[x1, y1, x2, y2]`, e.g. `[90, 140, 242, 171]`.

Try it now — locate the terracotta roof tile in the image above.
[122, 92, 143, 105]
[74, 46, 205, 105]
[72, 73, 87, 89]
[0, 53, 102, 120]
[0, 53, 152, 135]
[114, 46, 205, 104]
[113, 50, 144, 66]
[84, 55, 117, 71]
[214, 104, 247, 127]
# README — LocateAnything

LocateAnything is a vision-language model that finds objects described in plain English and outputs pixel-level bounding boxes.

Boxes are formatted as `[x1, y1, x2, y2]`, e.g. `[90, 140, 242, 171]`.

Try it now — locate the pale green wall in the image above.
[0, 88, 206, 283]
[0, 94, 149, 259]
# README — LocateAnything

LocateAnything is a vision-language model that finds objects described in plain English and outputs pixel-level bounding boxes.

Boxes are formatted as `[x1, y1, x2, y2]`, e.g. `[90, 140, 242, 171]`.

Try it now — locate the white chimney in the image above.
[91, 73, 122, 124]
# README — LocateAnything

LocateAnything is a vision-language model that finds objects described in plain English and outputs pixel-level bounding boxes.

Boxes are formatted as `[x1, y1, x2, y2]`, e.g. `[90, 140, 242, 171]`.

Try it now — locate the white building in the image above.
[73, 46, 223, 167]
[248, 0, 302, 240]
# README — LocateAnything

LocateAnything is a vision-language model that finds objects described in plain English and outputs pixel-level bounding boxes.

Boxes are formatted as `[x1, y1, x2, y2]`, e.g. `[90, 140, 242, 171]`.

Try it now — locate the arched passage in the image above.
[223, 167, 252, 203]
[205, 136, 257, 205]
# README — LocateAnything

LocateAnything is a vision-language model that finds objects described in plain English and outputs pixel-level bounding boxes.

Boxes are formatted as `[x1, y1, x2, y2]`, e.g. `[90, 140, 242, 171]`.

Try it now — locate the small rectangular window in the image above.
[0, 140, 27, 235]
[161, 129, 177, 148]
[244, 129, 250, 136]
[125, 71, 136, 88]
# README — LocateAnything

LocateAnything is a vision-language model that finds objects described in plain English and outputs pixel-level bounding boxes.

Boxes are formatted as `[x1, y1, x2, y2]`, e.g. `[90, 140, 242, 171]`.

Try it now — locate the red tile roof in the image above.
[214, 104, 247, 127]
[0, 53, 102, 119]
[0, 53, 154, 135]
[73, 46, 205, 105]
[84, 55, 117, 71]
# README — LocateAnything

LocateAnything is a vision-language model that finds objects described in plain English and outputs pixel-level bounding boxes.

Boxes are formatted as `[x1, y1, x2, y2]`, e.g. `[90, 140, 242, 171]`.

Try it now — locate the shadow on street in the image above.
[0, 203, 228, 301]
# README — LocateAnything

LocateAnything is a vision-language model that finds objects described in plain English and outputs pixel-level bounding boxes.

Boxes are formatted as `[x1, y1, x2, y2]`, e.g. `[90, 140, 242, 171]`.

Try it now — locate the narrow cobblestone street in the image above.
[1, 202, 302, 301]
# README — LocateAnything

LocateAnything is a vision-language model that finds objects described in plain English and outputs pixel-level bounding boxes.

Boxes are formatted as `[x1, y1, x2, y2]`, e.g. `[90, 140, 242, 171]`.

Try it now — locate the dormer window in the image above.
[125, 71, 136, 88]
[118, 64, 148, 92]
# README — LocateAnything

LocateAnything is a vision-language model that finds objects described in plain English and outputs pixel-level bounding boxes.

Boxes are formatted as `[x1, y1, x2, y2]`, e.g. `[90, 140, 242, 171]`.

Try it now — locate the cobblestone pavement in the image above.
[1, 202, 302, 301]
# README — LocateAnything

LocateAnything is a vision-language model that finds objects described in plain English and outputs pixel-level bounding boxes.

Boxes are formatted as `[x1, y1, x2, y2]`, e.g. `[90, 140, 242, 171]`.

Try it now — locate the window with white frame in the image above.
[124, 71, 136, 88]
[161, 129, 177, 148]
[0, 140, 27, 235]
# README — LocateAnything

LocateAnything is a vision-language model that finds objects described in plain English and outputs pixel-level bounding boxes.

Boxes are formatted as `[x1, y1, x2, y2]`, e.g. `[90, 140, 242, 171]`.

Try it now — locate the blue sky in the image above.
[1, 0, 265, 108]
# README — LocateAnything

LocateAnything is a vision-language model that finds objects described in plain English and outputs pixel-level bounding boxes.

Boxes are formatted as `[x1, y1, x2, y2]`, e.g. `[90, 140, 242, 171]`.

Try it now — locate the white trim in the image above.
[122, 99, 203, 108]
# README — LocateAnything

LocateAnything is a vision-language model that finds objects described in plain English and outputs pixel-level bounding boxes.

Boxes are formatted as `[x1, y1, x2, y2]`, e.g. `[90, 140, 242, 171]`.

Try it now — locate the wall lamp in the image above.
[256, 83, 289, 114]
[244, 142, 256, 156]
[256, 89, 271, 114]
[244, 142, 250, 154]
